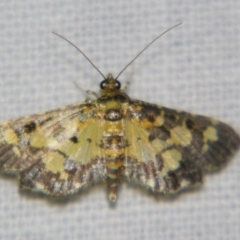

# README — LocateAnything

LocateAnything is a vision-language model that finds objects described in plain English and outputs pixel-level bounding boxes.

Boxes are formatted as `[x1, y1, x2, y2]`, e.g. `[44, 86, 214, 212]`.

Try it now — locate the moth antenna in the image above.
[115, 22, 182, 81]
[52, 31, 106, 80]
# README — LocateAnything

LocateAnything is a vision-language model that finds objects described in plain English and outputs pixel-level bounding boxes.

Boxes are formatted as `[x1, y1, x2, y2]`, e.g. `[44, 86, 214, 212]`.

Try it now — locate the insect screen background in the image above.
[0, 1, 239, 240]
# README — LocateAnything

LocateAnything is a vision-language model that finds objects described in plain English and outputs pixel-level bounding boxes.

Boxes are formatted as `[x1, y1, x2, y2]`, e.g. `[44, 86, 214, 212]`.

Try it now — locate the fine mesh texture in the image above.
[0, 1, 240, 240]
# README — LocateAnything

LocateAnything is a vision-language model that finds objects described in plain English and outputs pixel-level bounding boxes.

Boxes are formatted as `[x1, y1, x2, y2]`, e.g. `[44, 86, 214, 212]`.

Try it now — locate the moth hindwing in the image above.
[0, 73, 239, 202]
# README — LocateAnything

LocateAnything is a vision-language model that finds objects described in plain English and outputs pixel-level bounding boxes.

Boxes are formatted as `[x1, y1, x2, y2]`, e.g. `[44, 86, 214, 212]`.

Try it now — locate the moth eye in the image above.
[100, 80, 107, 89]
[115, 80, 121, 89]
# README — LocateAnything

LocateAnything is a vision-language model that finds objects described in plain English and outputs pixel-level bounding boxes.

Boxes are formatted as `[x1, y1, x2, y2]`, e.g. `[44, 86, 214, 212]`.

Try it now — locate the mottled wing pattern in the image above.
[124, 100, 240, 193]
[0, 102, 105, 196]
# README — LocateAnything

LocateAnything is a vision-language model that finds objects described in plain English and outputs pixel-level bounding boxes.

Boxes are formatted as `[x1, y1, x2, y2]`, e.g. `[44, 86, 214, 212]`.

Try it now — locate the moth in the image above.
[0, 25, 239, 202]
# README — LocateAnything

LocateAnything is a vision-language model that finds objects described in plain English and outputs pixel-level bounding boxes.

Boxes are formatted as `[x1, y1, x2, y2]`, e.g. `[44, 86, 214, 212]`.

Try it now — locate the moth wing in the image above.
[124, 101, 240, 193]
[0, 102, 106, 196]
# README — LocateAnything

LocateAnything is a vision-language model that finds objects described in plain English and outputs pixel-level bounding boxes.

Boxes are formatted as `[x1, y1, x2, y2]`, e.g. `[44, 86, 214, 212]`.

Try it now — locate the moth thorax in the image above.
[104, 108, 123, 121]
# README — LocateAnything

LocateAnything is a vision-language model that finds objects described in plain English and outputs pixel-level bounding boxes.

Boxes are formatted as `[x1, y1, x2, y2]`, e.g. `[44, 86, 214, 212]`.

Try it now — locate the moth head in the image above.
[100, 73, 121, 91]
